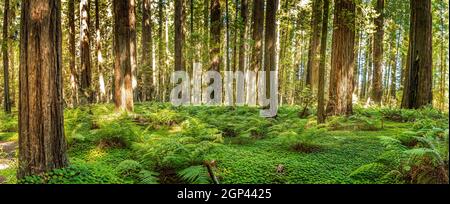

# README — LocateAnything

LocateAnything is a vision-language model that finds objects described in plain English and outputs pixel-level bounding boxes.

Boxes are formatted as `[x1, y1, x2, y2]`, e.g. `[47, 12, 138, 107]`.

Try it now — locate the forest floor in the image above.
[0, 103, 448, 184]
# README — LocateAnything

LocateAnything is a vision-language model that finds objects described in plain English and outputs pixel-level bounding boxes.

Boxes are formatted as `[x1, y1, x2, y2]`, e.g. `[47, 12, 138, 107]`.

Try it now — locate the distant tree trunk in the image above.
[113, 0, 135, 111]
[232, 0, 239, 73]
[174, 0, 185, 72]
[238, 0, 248, 73]
[68, 0, 78, 107]
[80, 0, 93, 103]
[359, 39, 368, 99]
[141, 0, 153, 101]
[401, 0, 433, 109]
[317, 0, 329, 124]
[371, 0, 384, 104]
[251, 0, 264, 74]
[225, 0, 230, 72]
[263, 0, 278, 101]
[2, 0, 11, 113]
[306, 0, 322, 91]
[18, 0, 68, 179]
[326, 0, 355, 116]
[95, 0, 106, 103]
[390, 30, 400, 100]
[210, 0, 221, 72]
[202, 0, 209, 69]
[157, 0, 165, 101]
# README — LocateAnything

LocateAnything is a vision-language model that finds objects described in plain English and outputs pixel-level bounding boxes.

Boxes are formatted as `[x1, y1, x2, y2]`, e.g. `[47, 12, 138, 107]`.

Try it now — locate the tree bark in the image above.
[157, 0, 165, 101]
[18, 0, 68, 179]
[80, 0, 93, 103]
[317, 0, 329, 124]
[141, 0, 154, 101]
[238, 0, 248, 73]
[250, 0, 264, 74]
[401, 0, 433, 109]
[174, 0, 185, 71]
[113, 0, 135, 112]
[306, 0, 322, 91]
[2, 0, 11, 113]
[95, 0, 106, 102]
[210, 0, 221, 72]
[263, 0, 278, 100]
[68, 0, 79, 107]
[326, 0, 355, 116]
[371, 0, 384, 104]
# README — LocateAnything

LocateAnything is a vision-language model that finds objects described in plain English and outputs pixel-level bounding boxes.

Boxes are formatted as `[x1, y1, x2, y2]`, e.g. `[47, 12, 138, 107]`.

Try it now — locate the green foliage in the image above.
[178, 165, 210, 184]
[327, 114, 381, 131]
[349, 163, 390, 183]
[0, 112, 17, 133]
[91, 114, 143, 148]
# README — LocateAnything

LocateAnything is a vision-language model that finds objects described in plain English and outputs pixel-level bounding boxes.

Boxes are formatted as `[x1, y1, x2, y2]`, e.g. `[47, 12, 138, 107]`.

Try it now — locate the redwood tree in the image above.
[401, 0, 433, 109]
[306, 0, 323, 91]
[18, 0, 68, 178]
[371, 0, 384, 104]
[80, 0, 93, 103]
[326, 0, 356, 116]
[210, 0, 221, 71]
[2, 0, 11, 113]
[141, 0, 154, 101]
[113, 0, 135, 112]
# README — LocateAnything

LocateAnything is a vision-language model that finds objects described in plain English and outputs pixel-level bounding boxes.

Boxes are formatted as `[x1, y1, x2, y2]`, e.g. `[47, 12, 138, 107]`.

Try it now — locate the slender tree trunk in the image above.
[263, 0, 278, 101]
[157, 0, 165, 101]
[306, 0, 322, 91]
[175, 0, 185, 72]
[371, 0, 384, 104]
[317, 0, 329, 124]
[326, 0, 355, 116]
[142, 0, 153, 101]
[95, 0, 106, 103]
[401, 0, 433, 109]
[390, 30, 400, 100]
[210, 0, 221, 72]
[113, 0, 135, 112]
[68, 0, 78, 107]
[18, 0, 68, 179]
[238, 0, 248, 73]
[80, 0, 93, 103]
[2, 0, 11, 113]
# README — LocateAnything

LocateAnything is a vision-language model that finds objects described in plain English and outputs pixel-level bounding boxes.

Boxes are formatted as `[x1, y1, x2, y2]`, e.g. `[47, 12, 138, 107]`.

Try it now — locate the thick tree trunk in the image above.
[113, 0, 135, 112]
[174, 0, 185, 71]
[2, 0, 11, 113]
[95, 0, 105, 102]
[210, 0, 221, 72]
[129, 0, 137, 101]
[401, 0, 433, 109]
[18, 0, 68, 179]
[317, 0, 329, 124]
[141, 0, 153, 101]
[306, 0, 322, 91]
[371, 0, 384, 104]
[263, 0, 278, 100]
[326, 0, 355, 116]
[68, 0, 79, 107]
[80, 0, 93, 103]
[238, 0, 248, 73]
[251, 0, 264, 74]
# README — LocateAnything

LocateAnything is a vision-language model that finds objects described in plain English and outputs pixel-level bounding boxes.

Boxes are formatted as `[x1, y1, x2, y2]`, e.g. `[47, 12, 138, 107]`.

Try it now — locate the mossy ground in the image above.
[0, 103, 448, 184]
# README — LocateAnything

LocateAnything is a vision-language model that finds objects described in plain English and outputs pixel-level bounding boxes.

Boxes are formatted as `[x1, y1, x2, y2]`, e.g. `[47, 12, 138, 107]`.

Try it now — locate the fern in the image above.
[178, 165, 210, 184]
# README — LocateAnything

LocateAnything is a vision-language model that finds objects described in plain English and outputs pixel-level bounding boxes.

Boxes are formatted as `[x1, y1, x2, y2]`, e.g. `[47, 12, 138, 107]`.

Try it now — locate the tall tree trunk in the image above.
[225, 0, 230, 71]
[174, 0, 185, 72]
[113, 0, 135, 112]
[232, 0, 239, 73]
[371, 0, 384, 104]
[80, 0, 92, 103]
[141, 0, 153, 101]
[2, 0, 11, 113]
[401, 0, 433, 109]
[326, 0, 355, 116]
[95, 0, 105, 103]
[157, 0, 165, 101]
[306, 0, 322, 91]
[18, 0, 68, 179]
[210, 0, 221, 72]
[129, 0, 137, 101]
[263, 0, 278, 101]
[390, 30, 400, 100]
[68, 0, 78, 107]
[250, 0, 264, 104]
[238, 0, 248, 73]
[317, 0, 329, 124]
